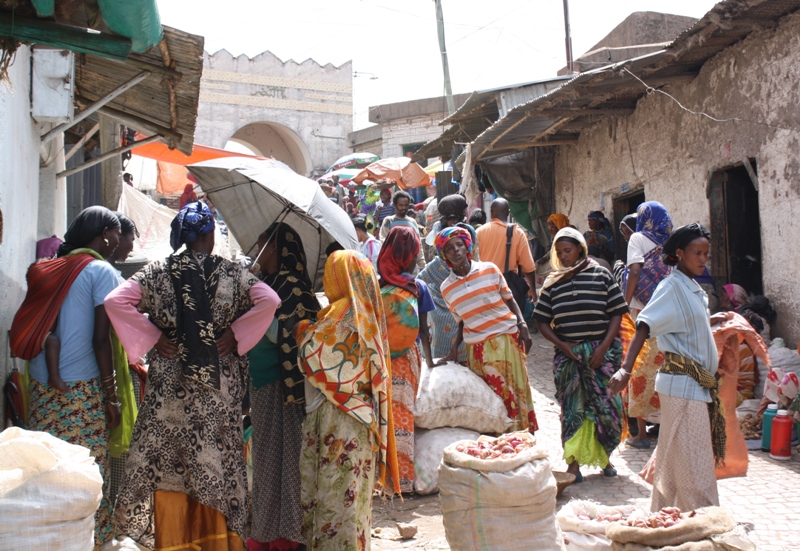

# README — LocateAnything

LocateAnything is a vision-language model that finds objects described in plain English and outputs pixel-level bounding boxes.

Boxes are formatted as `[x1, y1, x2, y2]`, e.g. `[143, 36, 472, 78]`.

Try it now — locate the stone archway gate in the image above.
[194, 49, 353, 176]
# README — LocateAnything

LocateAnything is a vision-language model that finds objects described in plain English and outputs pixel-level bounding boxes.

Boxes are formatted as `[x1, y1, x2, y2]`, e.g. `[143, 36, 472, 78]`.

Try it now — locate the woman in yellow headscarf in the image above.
[296, 250, 400, 550]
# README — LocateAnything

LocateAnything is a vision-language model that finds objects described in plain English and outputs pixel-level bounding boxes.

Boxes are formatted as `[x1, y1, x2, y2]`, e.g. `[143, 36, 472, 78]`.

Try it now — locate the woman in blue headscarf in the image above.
[623, 201, 674, 448]
[105, 201, 281, 551]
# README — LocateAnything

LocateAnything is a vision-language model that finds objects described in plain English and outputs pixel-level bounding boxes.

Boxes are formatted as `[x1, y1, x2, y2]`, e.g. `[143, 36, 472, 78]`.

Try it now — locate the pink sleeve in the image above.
[104, 280, 163, 363]
[231, 281, 280, 355]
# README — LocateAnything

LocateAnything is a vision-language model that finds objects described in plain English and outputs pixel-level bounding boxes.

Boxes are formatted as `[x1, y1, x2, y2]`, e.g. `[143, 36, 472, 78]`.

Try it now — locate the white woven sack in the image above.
[442, 431, 546, 472]
[415, 361, 512, 433]
[557, 500, 640, 535]
[0, 427, 103, 551]
[414, 427, 479, 495]
[563, 531, 612, 551]
[438, 455, 565, 551]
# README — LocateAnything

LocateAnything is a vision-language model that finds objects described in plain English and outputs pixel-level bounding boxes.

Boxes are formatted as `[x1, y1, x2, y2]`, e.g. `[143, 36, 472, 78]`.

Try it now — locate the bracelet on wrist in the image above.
[107, 401, 121, 407]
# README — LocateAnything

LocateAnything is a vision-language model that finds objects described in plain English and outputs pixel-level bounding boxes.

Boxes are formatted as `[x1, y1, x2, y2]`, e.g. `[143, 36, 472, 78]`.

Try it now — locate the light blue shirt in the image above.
[30, 260, 120, 383]
[637, 270, 718, 402]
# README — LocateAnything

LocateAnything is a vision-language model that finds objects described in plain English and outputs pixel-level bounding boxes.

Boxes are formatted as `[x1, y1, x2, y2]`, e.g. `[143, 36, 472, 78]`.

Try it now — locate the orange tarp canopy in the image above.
[132, 141, 265, 195]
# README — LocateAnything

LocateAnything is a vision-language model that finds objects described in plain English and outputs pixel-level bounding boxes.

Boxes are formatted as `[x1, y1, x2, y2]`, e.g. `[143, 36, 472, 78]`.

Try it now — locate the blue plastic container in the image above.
[762, 404, 778, 451]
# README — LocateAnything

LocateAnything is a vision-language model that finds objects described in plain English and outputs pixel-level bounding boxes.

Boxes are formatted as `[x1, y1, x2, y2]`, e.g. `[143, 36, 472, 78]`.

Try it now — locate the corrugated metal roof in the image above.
[471, 0, 800, 161]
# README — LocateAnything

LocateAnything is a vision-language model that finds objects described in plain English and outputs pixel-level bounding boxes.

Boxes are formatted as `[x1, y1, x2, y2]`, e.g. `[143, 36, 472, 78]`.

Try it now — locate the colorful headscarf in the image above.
[547, 213, 571, 231]
[541, 227, 596, 292]
[297, 250, 400, 494]
[434, 226, 473, 267]
[170, 201, 215, 251]
[260, 222, 320, 404]
[723, 284, 750, 310]
[636, 201, 673, 246]
[378, 226, 421, 296]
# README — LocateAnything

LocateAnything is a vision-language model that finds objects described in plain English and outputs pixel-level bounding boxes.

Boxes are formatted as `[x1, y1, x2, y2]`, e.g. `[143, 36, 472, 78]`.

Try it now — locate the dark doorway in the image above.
[613, 189, 646, 262]
[708, 162, 763, 295]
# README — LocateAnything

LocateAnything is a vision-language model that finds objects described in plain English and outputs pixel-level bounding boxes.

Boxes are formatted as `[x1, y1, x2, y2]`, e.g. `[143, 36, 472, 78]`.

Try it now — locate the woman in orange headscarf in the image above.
[547, 213, 571, 236]
[297, 250, 400, 550]
[536, 213, 573, 286]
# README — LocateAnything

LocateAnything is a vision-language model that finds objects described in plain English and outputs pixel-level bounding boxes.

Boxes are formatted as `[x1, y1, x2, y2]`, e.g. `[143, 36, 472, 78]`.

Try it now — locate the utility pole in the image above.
[434, 0, 456, 115]
[563, 0, 575, 73]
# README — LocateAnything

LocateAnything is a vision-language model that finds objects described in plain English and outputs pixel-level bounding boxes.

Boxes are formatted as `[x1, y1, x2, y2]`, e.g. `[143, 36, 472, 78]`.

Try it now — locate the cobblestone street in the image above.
[372, 332, 800, 550]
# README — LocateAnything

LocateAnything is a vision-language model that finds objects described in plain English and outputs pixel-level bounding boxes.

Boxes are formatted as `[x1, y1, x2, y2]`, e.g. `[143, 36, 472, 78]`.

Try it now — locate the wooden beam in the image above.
[475, 113, 532, 161]
[491, 138, 579, 150]
[42, 71, 150, 144]
[543, 107, 635, 117]
[64, 122, 100, 162]
[0, 13, 131, 60]
[742, 158, 759, 192]
[87, 103, 183, 143]
[57, 135, 161, 179]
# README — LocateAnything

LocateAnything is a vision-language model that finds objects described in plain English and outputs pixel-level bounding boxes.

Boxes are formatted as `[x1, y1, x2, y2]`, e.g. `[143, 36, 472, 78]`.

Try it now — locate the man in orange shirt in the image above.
[476, 198, 537, 302]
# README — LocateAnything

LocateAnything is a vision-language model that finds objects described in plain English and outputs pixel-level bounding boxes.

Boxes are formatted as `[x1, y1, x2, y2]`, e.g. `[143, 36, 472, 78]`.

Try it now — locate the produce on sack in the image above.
[454, 433, 533, 460]
[623, 507, 691, 529]
[739, 413, 762, 440]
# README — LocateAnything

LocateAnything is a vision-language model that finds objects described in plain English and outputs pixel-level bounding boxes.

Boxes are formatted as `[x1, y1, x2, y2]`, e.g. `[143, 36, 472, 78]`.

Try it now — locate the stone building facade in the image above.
[552, 10, 800, 343]
[349, 94, 469, 161]
[196, 49, 353, 176]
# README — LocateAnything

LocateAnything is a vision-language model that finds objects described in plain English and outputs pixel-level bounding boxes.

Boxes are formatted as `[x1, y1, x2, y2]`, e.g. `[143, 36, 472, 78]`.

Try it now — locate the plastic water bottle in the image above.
[762, 404, 778, 451]
[770, 409, 793, 460]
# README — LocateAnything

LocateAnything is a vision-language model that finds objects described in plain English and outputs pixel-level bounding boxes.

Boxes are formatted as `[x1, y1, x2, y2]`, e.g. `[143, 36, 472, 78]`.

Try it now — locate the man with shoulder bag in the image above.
[476, 198, 538, 315]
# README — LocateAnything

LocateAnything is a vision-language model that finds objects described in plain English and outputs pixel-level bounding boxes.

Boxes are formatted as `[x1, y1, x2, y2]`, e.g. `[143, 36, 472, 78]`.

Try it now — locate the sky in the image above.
[158, 0, 720, 130]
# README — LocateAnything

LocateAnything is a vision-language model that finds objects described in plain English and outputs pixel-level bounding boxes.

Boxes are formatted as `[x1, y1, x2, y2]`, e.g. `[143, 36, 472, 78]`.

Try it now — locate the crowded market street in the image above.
[371, 332, 800, 551]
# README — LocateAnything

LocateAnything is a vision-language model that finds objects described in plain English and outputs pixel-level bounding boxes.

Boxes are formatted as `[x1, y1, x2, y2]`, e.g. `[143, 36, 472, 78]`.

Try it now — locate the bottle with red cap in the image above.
[770, 409, 793, 460]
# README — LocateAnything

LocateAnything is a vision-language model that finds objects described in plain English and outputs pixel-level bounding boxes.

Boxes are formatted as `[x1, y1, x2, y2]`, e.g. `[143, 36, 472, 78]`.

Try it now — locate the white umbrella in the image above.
[187, 157, 359, 288]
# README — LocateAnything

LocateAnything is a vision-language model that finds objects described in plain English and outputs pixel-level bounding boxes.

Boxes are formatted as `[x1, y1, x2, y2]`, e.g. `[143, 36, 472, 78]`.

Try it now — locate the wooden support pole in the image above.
[64, 122, 100, 162]
[58, 134, 160, 180]
[42, 71, 150, 144]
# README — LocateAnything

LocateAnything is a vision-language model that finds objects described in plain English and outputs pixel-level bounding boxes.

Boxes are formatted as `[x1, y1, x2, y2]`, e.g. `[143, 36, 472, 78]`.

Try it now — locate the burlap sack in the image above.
[611, 540, 721, 551]
[605, 508, 735, 548]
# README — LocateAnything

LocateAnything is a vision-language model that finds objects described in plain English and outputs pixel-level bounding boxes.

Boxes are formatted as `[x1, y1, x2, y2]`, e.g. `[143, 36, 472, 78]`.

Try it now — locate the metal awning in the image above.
[413, 77, 570, 162]
[470, 0, 800, 161]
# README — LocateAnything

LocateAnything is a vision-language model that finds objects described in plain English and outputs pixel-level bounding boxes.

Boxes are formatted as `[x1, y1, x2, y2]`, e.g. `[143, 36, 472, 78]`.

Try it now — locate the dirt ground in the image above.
[370, 332, 800, 551]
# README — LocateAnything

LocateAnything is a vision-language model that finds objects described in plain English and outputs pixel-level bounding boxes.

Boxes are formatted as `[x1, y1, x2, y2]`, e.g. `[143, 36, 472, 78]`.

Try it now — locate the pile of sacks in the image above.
[557, 501, 755, 551]
[413, 361, 512, 494]
[438, 432, 565, 551]
[0, 427, 103, 551]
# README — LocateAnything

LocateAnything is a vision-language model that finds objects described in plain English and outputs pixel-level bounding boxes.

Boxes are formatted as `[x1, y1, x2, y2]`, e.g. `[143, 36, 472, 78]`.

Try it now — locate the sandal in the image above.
[625, 438, 651, 449]
[573, 470, 583, 483]
[603, 465, 618, 477]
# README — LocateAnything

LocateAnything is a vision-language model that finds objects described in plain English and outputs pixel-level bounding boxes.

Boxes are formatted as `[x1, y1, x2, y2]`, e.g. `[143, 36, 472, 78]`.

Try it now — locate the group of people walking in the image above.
[12, 185, 733, 550]
[537, 201, 727, 514]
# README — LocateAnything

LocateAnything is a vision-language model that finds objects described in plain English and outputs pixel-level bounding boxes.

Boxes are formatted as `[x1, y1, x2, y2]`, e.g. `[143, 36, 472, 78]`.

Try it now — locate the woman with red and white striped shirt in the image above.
[434, 226, 538, 433]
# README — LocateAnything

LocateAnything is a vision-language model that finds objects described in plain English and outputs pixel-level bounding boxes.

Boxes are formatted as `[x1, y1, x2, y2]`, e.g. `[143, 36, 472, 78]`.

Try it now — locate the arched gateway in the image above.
[194, 49, 352, 177]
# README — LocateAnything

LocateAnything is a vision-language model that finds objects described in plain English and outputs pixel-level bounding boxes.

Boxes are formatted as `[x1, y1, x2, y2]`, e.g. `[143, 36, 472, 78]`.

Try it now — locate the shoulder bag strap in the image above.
[504, 223, 514, 273]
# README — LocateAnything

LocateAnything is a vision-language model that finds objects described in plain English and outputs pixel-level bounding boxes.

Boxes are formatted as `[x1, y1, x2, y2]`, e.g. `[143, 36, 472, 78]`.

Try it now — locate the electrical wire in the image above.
[623, 68, 800, 133]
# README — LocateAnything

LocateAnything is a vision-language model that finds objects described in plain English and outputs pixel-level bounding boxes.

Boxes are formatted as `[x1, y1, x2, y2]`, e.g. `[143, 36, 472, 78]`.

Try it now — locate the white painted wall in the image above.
[0, 45, 44, 418]
[382, 112, 448, 159]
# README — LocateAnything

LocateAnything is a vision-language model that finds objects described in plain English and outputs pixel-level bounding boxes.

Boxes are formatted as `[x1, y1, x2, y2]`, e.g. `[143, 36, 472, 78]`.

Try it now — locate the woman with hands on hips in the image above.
[104, 202, 280, 551]
[533, 228, 629, 483]
[434, 226, 538, 433]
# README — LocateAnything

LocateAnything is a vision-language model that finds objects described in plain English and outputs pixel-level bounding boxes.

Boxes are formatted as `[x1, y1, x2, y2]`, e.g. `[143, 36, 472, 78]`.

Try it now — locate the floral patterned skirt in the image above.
[628, 336, 663, 420]
[390, 346, 420, 492]
[300, 400, 376, 551]
[28, 377, 114, 545]
[466, 332, 538, 432]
